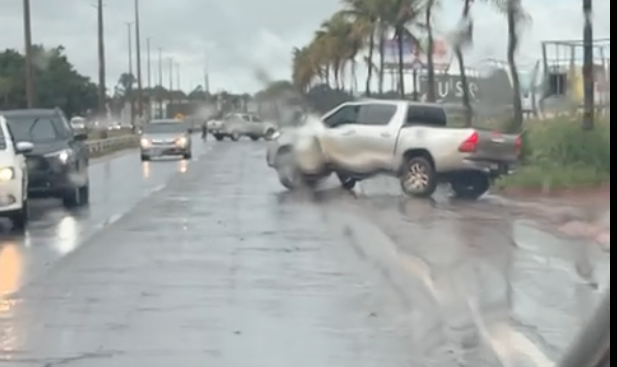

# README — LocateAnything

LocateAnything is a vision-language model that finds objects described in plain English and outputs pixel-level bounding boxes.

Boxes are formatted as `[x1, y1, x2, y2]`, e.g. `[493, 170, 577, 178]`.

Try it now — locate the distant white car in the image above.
[0, 116, 33, 231]
[70, 116, 86, 130]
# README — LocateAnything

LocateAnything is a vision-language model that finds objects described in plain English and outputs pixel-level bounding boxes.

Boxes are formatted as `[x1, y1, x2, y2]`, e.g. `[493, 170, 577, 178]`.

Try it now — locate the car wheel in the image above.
[230, 132, 240, 141]
[183, 152, 192, 160]
[62, 184, 89, 208]
[451, 173, 490, 200]
[400, 156, 437, 198]
[141, 155, 150, 161]
[10, 199, 28, 232]
[214, 134, 224, 141]
[250, 136, 259, 141]
[337, 173, 356, 190]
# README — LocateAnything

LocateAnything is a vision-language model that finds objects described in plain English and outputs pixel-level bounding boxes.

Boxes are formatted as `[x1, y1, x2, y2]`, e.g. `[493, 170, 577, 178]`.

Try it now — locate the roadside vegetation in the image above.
[496, 116, 610, 192]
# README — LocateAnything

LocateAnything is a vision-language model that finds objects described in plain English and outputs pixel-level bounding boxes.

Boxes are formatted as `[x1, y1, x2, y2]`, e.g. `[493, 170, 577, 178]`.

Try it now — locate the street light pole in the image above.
[582, 0, 594, 130]
[157, 48, 163, 118]
[175, 62, 180, 92]
[125, 22, 134, 125]
[22, 0, 35, 107]
[134, 0, 143, 118]
[146, 37, 151, 89]
[96, 0, 106, 118]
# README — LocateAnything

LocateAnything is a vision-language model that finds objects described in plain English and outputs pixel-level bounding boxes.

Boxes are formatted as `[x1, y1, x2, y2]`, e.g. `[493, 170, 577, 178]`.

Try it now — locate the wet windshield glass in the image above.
[6, 116, 63, 143]
[143, 123, 185, 134]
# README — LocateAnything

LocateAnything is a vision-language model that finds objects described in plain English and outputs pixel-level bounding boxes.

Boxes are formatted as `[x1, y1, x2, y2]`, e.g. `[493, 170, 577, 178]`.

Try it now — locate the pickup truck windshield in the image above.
[406, 105, 447, 127]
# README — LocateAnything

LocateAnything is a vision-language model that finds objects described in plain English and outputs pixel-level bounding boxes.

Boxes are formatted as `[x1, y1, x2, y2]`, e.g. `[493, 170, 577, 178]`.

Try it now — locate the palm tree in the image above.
[452, 0, 474, 126]
[381, 0, 425, 97]
[506, 0, 527, 132]
[341, 0, 380, 95]
[424, 0, 439, 101]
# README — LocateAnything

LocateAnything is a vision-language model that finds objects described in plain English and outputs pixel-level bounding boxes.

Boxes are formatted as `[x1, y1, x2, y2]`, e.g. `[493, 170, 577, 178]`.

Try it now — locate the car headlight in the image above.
[140, 138, 151, 147]
[46, 149, 73, 164]
[0, 167, 14, 181]
[175, 137, 187, 146]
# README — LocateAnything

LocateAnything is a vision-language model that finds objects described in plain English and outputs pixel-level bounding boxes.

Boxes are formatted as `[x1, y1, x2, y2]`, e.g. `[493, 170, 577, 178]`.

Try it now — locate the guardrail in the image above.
[85, 135, 138, 155]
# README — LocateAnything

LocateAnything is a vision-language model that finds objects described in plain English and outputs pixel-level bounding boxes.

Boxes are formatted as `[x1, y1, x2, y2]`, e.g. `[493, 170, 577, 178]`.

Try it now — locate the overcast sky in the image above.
[0, 0, 610, 94]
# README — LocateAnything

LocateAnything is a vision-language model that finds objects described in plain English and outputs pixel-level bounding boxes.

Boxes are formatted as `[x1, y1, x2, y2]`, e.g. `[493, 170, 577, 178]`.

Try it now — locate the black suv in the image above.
[2, 108, 90, 207]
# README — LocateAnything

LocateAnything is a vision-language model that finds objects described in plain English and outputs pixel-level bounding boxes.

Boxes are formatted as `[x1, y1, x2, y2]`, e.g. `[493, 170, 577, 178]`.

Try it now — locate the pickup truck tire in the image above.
[337, 174, 356, 190]
[250, 136, 259, 141]
[451, 173, 490, 200]
[9, 199, 28, 232]
[400, 157, 437, 198]
[214, 134, 224, 141]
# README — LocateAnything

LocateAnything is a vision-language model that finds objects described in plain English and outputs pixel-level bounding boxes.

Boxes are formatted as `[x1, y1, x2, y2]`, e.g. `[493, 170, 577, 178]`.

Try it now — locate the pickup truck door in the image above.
[352, 103, 400, 171]
[320, 104, 366, 170]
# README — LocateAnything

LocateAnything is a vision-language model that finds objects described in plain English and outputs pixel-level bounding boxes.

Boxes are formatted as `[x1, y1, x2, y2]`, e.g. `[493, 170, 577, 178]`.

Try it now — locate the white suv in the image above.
[0, 116, 33, 231]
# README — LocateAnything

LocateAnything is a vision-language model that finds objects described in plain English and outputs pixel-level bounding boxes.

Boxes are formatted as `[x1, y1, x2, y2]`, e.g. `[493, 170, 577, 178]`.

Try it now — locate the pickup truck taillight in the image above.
[458, 132, 478, 152]
[515, 136, 522, 155]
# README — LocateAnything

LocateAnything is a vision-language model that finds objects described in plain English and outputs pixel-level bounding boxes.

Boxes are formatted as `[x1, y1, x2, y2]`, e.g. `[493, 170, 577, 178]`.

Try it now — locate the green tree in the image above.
[0, 45, 97, 117]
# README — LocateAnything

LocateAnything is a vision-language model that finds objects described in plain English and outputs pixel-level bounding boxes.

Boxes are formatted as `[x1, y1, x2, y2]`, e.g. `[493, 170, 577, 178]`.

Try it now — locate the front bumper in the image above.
[141, 145, 189, 156]
[0, 180, 23, 213]
[27, 155, 88, 198]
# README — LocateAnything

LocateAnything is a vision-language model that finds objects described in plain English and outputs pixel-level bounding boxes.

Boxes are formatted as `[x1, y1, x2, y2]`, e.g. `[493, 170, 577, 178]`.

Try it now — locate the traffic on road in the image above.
[0, 108, 609, 366]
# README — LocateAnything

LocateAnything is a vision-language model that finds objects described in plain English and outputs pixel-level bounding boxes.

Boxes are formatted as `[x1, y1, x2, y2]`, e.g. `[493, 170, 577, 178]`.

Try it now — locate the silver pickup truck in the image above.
[266, 100, 521, 199]
[209, 113, 277, 141]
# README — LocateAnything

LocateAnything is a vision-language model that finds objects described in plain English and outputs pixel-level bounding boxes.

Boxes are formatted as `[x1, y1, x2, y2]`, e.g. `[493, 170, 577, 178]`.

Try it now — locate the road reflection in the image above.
[0, 241, 21, 356]
[142, 161, 150, 178]
[178, 159, 188, 173]
[53, 216, 78, 255]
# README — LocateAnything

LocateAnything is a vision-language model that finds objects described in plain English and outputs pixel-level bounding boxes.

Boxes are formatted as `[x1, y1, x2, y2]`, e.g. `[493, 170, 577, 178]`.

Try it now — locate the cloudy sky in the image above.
[0, 0, 610, 94]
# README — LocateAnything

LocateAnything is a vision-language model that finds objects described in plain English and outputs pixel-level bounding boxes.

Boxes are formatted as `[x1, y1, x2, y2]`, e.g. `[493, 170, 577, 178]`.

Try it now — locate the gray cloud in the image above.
[0, 0, 610, 94]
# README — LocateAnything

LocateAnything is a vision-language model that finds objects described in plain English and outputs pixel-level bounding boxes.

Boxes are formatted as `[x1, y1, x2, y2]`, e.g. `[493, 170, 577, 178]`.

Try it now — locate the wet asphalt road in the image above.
[0, 137, 609, 366]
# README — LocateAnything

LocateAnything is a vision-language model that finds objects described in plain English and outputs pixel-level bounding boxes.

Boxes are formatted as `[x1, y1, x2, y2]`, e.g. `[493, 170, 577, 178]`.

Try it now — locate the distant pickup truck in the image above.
[266, 100, 521, 199]
[209, 113, 278, 141]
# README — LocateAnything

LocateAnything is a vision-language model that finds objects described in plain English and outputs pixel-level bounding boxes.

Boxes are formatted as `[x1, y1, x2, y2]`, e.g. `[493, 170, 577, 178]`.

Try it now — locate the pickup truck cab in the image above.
[266, 100, 520, 199]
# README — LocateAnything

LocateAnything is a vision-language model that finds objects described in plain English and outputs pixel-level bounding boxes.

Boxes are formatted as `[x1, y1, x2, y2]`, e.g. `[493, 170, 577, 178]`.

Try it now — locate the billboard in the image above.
[383, 37, 453, 71]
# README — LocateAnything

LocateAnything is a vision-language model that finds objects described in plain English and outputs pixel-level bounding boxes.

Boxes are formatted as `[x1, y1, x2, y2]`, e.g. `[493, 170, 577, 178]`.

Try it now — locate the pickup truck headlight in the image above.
[140, 138, 151, 147]
[0, 167, 14, 181]
[45, 149, 73, 164]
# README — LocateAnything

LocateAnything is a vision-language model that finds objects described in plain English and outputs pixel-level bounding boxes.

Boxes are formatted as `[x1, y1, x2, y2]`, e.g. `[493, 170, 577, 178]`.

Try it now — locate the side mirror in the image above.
[74, 132, 88, 141]
[15, 141, 34, 154]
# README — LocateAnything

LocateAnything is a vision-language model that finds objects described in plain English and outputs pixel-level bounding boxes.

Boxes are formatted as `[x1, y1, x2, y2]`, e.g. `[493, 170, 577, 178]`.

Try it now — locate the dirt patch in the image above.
[499, 187, 609, 253]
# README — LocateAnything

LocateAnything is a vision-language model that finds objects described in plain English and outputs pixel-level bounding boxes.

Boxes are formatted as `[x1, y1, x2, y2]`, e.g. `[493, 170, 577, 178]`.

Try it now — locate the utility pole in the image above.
[168, 58, 173, 99]
[125, 22, 134, 125]
[146, 37, 151, 89]
[582, 0, 594, 130]
[157, 48, 163, 118]
[22, 0, 35, 107]
[204, 50, 210, 95]
[96, 0, 106, 118]
[134, 0, 143, 119]
[175, 62, 180, 92]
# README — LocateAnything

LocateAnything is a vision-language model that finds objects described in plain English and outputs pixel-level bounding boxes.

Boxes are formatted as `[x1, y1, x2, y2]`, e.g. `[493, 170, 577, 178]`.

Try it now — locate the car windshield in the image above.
[5, 115, 63, 143]
[143, 122, 185, 134]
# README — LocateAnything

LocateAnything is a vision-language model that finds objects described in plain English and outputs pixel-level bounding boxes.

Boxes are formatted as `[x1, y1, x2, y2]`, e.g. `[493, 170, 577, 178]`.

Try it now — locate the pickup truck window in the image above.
[251, 116, 262, 122]
[406, 106, 447, 127]
[324, 105, 359, 127]
[357, 104, 396, 126]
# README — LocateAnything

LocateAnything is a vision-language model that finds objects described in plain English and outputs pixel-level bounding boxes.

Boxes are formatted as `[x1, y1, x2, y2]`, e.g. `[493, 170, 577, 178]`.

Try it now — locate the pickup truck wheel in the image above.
[337, 174, 356, 190]
[451, 173, 490, 200]
[214, 134, 224, 141]
[400, 157, 437, 198]
[250, 136, 259, 141]
[275, 150, 301, 190]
